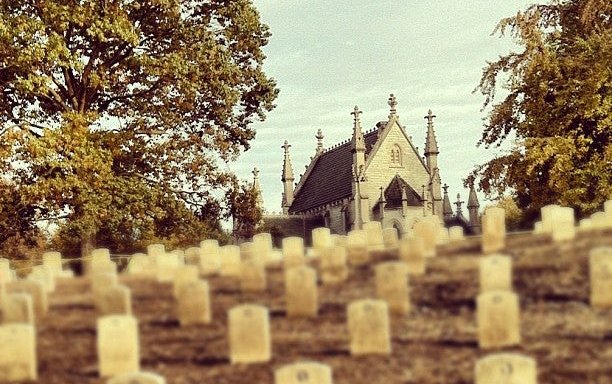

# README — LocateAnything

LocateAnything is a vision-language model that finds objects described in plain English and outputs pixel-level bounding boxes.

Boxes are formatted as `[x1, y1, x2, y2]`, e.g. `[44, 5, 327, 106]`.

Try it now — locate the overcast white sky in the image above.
[231, 0, 536, 214]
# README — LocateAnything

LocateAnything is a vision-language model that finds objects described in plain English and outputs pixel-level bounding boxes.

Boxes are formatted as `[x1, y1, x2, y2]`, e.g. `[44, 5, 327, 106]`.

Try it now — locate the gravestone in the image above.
[482, 207, 506, 254]
[480, 254, 512, 293]
[240, 242, 254, 261]
[283, 237, 305, 269]
[0, 323, 37, 381]
[540, 204, 560, 233]
[91, 273, 119, 297]
[127, 253, 152, 276]
[320, 246, 348, 284]
[398, 236, 426, 275]
[0, 259, 11, 283]
[590, 247, 612, 309]
[591, 211, 607, 229]
[97, 315, 140, 377]
[312, 227, 332, 255]
[550, 206, 575, 241]
[375, 262, 410, 315]
[240, 259, 267, 292]
[184, 247, 201, 265]
[29, 265, 55, 293]
[156, 253, 179, 282]
[448, 226, 464, 241]
[477, 290, 521, 349]
[253, 233, 273, 265]
[42, 251, 62, 277]
[200, 239, 221, 275]
[1, 293, 34, 324]
[228, 304, 270, 364]
[475, 353, 537, 384]
[8, 280, 47, 321]
[170, 249, 185, 266]
[285, 266, 318, 318]
[346, 230, 369, 266]
[363, 221, 384, 250]
[91, 248, 116, 275]
[382, 228, 399, 248]
[413, 220, 437, 257]
[579, 218, 592, 230]
[533, 221, 543, 233]
[177, 280, 211, 326]
[173, 265, 200, 298]
[107, 371, 166, 384]
[96, 285, 132, 316]
[219, 245, 242, 277]
[147, 244, 165, 260]
[333, 234, 347, 247]
[347, 299, 391, 355]
[436, 227, 450, 245]
[275, 361, 332, 384]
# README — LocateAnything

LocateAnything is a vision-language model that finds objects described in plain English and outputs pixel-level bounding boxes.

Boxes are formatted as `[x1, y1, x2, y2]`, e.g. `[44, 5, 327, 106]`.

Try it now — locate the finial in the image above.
[282, 140, 291, 153]
[351, 105, 362, 124]
[388, 94, 397, 116]
[443, 183, 449, 194]
[424, 109, 436, 124]
[455, 193, 464, 215]
[252, 167, 259, 179]
[315, 129, 324, 154]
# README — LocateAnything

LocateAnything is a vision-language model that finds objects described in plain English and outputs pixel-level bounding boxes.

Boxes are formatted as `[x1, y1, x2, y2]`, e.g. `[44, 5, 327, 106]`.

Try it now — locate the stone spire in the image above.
[252, 167, 263, 209]
[351, 106, 365, 154]
[281, 140, 295, 214]
[315, 129, 324, 155]
[424, 109, 442, 220]
[424, 109, 439, 158]
[351, 106, 368, 230]
[455, 193, 464, 217]
[442, 183, 453, 219]
[467, 182, 481, 234]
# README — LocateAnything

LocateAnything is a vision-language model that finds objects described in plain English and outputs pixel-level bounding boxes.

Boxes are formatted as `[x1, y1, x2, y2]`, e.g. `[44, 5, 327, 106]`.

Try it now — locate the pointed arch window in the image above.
[390, 144, 402, 166]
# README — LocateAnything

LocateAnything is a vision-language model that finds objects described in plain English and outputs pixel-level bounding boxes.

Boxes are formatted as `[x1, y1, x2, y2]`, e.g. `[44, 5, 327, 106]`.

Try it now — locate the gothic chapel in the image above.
[257, 94, 480, 241]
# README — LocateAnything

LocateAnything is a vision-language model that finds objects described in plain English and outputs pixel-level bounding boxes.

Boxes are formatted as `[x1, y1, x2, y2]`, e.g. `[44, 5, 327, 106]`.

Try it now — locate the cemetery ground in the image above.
[28, 229, 612, 383]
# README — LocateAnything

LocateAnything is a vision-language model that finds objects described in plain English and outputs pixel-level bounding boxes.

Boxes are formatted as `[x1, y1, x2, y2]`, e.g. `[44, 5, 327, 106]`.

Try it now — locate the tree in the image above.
[471, 0, 611, 222]
[0, 1, 278, 254]
[227, 180, 262, 241]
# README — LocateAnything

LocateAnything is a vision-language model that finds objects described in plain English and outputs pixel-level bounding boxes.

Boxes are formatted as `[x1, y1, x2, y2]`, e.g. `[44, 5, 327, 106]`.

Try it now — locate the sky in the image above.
[231, 0, 537, 214]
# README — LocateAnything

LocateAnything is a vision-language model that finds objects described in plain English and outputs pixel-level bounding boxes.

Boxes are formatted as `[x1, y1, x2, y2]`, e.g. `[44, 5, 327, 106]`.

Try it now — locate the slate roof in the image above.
[381, 175, 423, 209]
[289, 130, 379, 213]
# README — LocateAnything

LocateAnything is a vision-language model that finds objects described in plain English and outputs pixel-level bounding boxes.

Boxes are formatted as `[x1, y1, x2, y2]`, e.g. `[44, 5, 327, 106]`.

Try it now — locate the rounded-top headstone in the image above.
[475, 353, 537, 384]
[275, 361, 332, 384]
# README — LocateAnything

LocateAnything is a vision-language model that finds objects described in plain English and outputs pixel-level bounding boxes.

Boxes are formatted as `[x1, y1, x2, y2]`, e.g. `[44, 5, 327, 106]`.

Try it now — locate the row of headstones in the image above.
[482, 200, 612, 255]
[0, 318, 538, 384]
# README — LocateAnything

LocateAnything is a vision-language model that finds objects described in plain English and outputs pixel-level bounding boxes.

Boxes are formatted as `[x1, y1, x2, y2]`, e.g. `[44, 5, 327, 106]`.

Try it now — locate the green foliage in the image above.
[471, 0, 611, 220]
[227, 181, 262, 240]
[0, 0, 278, 255]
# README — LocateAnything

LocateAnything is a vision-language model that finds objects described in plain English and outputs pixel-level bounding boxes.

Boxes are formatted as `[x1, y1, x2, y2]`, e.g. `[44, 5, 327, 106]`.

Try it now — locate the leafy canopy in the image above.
[471, 0, 611, 221]
[0, 0, 278, 253]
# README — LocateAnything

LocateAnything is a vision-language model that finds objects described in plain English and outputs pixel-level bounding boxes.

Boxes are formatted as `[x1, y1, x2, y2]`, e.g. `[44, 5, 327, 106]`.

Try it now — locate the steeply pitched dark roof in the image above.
[382, 175, 423, 208]
[289, 130, 379, 213]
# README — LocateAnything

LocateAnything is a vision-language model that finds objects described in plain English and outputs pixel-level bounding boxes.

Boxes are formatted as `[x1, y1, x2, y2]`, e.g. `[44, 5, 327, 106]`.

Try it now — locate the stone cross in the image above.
[424, 109, 436, 124]
[351, 105, 362, 124]
[282, 140, 291, 153]
[455, 193, 464, 216]
[388, 93, 397, 116]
